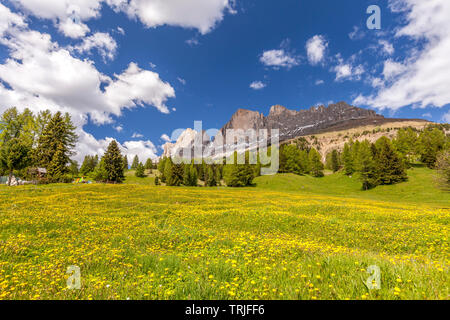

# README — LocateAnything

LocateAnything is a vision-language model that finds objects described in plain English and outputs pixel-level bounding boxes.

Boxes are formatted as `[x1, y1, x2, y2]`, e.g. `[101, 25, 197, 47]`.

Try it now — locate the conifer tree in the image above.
[102, 140, 125, 183]
[145, 158, 153, 170]
[342, 143, 354, 175]
[34, 111, 77, 170]
[131, 155, 140, 170]
[123, 155, 129, 171]
[308, 148, 324, 177]
[375, 137, 407, 185]
[356, 141, 378, 190]
[331, 149, 340, 173]
[47, 143, 68, 182]
[206, 166, 217, 186]
[135, 162, 146, 178]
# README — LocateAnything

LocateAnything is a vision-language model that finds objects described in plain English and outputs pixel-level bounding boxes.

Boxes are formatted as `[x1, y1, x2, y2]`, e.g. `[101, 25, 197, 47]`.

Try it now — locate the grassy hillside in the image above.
[0, 167, 448, 300]
[254, 166, 449, 206]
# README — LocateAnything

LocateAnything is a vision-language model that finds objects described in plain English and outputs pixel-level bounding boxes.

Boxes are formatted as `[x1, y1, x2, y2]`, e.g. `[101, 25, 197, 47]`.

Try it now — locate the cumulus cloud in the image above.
[249, 81, 266, 90]
[378, 40, 395, 55]
[160, 134, 172, 142]
[260, 49, 299, 69]
[10, 0, 235, 37]
[114, 124, 123, 132]
[76, 130, 158, 163]
[107, 0, 236, 34]
[442, 110, 450, 123]
[10, 0, 103, 38]
[332, 55, 364, 82]
[315, 79, 324, 85]
[306, 35, 328, 65]
[0, 3, 175, 161]
[354, 0, 450, 111]
[71, 32, 118, 61]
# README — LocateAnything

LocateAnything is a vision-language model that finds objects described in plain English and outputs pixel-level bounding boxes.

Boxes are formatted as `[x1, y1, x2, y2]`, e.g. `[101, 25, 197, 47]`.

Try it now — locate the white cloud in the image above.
[422, 112, 432, 118]
[306, 35, 327, 65]
[378, 40, 395, 55]
[76, 130, 158, 163]
[249, 81, 266, 90]
[177, 77, 186, 85]
[132, 132, 144, 138]
[186, 38, 199, 46]
[71, 32, 117, 61]
[160, 134, 171, 142]
[354, 0, 450, 111]
[382, 60, 406, 80]
[10, 0, 102, 38]
[107, 0, 236, 35]
[315, 79, 324, 85]
[10, 0, 236, 37]
[260, 49, 299, 69]
[0, 4, 175, 162]
[0, 3, 26, 36]
[116, 26, 125, 35]
[348, 26, 365, 40]
[332, 55, 364, 82]
[114, 124, 123, 132]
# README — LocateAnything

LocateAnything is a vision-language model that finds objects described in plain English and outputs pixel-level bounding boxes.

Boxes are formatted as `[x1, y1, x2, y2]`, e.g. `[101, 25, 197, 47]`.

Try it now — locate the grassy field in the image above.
[0, 167, 448, 300]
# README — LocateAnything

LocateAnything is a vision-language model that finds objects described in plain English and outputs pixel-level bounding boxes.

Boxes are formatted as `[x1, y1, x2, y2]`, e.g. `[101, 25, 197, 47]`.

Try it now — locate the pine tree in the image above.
[375, 137, 407, 185]
[123, 155, 129, 171]
[34, 111, 77, 170]
[355, 141, 378, 190]
[308, 148, 324, 177]
[131, 155, 140, 170]
[80, 155, 98, 176]
[145, 158, 153, 170]
[342, 143, 354, 175]
[135, 162, 146, 178]
[206, 166, 217, 186]
[92, 159, 108, 182]
[331, 149, 340, 173]
[47, 143, 68, 182]
[103, 140, 125, 183]
[164, 160, 183, 186]
[417, 128, 446, 168]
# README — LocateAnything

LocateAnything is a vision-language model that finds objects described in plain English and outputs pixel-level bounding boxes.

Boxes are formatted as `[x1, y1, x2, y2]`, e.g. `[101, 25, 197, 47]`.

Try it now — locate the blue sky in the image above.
[0, 0, 449, 161]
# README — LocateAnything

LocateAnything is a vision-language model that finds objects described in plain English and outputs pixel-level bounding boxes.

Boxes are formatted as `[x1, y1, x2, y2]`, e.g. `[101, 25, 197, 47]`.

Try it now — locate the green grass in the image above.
[123, 169, 156, 185]
[254, 167, 449, 206]
[0, 167, 448, 300]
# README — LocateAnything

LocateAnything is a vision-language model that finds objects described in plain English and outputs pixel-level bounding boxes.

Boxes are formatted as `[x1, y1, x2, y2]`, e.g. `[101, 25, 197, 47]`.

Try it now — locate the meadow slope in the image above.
[0, 168, 448, 300]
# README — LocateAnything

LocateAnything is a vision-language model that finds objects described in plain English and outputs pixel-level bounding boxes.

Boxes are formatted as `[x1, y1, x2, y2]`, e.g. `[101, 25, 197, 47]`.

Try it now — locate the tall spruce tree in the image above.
[145, 158, 153, 170]
[131, 155, 140, 170]
[308, 148, 324, 177]
[123, 155, 129, 171]
[375, 137, 407, 185]
[206, 166, 217, 187]
[102, 140, 125, 183]
[342, 143, 354, 175]
[34, 111, 77, 172]
[135, 162, 146, 178]
[331, 149, 340, 173]
[47, 143, 69, 182]
[356, 141, 378, 190]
